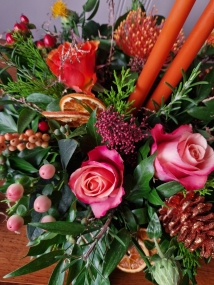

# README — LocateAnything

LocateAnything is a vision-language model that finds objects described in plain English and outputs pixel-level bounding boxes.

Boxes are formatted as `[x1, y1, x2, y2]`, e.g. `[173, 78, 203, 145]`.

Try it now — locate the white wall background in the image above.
[0, 0, 210, 41]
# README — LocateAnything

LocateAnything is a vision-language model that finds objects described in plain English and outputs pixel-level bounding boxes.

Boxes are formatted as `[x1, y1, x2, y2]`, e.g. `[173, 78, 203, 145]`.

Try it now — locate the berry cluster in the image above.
[5, 14, 36, 45]
[6, 164, 56, 232]
[0, 129, 50, 154]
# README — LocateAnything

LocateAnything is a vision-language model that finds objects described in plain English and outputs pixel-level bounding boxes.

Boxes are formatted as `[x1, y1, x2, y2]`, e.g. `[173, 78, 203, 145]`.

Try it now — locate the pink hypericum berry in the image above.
[7, 214, 24, 231]
[39, 164, 56, 179]
[41, 215, 56, 223]
[6, 33, 15, 45]
[6, 183, 24, 201]
[38, 121, 49, 132]
[20, 14, 29, 24]
[43, 34, 56, 48]
[34, 195, 52, 213]
[36, 40, 45, 50]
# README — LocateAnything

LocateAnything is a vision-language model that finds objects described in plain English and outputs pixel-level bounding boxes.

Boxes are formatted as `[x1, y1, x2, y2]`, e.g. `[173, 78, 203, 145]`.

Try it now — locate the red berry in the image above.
[7, 214, 24, 231]
[13, 23, 22, 32]
[34, 195, 52, 213]
[39, 164, 55, 180]
[6, 183, 24, 201]
[6, 33, 15, 45]
[38, 121, 49, 132]
[19, 22, 28, 32]
[43, 34, 56, 48]
[36, 40, 45, 50]
[20, 14, 29, 24]
[41, 215, 56, 223]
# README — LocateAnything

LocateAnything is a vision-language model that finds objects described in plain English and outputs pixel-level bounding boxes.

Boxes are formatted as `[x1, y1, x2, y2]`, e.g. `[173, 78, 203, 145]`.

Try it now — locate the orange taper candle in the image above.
[128, 0, 196, 111]
[146, 0, 214, 110]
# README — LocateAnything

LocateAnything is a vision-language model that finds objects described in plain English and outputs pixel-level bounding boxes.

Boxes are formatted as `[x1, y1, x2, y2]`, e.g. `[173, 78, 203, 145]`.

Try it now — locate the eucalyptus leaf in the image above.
[46, 98, 61, 111]
[102, 228, 130, 277]
[30, 221, 85, 235]
[26, 93, 55, 104]
[146, 213, 162, 239]
[17, 108, 37, 133]
[58, 139, 78, 170]
[0, 111, 17, 133]
[3, 250, 64, 278]
[48, 259, 65, 285]
[58, 185, 73, 216]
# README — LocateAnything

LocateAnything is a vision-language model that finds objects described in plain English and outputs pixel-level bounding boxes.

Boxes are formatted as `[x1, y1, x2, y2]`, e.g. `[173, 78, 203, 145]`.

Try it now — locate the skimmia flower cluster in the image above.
[0, 1, 214, 285]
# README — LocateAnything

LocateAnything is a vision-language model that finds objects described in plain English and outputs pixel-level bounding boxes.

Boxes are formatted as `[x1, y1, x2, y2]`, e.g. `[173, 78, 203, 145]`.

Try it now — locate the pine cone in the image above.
[159, 192, 214, 258]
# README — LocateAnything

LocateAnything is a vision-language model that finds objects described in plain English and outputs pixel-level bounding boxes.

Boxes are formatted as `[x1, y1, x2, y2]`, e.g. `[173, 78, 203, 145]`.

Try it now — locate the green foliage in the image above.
[98, 68, 136, 115]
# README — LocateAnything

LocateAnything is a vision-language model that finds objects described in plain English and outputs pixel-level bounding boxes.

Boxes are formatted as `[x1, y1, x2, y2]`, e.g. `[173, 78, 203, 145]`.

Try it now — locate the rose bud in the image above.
[6, 33, 15, 45]
[20, 14, 29, 24]
[43, 34, 56, 48]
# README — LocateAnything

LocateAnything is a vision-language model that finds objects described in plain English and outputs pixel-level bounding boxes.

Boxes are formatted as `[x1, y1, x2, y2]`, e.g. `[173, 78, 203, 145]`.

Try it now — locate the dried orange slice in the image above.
[117, 239, 149, 273]
[42, 111, 90, 128]
[137, 228, 158, 256]
[59, 93, 106, 115]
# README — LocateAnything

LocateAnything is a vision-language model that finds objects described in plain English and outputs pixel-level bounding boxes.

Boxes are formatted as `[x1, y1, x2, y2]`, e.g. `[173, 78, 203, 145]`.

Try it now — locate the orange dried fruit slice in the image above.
[59, 93, 106, 115]
[137, 228, 158, 255]
[42, 111, 90, 128]
[117, 239, 149, 273]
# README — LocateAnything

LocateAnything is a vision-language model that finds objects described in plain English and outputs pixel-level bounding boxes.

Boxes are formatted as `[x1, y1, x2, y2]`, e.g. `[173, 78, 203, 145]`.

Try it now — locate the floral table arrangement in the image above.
[0, 0, 214, 284]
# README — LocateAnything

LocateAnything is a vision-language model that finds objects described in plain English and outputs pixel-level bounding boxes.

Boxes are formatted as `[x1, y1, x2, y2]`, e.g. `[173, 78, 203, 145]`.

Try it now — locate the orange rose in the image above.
[46, 40, 99, 95]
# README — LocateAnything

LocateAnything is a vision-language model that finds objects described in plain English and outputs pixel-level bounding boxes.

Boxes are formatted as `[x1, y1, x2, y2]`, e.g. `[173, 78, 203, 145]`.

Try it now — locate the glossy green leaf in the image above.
[48, 259, 65, 285]
[138, 138, 152, 161]
[25, 235, 61, 256]
[196, 67, 214, 102]
[82, 20, 100, 38]
[87, 0, 100, 20]
[0, 111, 17, 133]
[17, 108, 37, 133]
[30, 221, 85, 235]
[146, 213, 162, 239]
[120, 206, 137, 232]
[148, 188, 164, 206]
[18, 147, 50, 167]
[65, 245, 83, 283]
[26, 93, 55, 104]
[4, 250, 64, 278]
[86, 110, 101, 146]
[58, 139, 78, 170]
[102, 228, 130, 277]
[58, 185, 73, 216]
[9, 156, 38, 173]
[133, 153, 156, 195]
[132, 208, 148, 225]
[188, 98, 214, 123]
[83, 0, 98, 12]
[156, 181, 184, 198]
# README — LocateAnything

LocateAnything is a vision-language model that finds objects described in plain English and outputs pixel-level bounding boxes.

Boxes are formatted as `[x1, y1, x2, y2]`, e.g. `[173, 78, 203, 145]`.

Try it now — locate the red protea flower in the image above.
[114, 7, 184, 71]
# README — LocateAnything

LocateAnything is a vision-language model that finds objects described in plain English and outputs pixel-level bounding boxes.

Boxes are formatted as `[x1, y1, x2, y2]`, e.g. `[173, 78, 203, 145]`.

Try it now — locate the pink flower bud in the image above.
[36, 40, 45, 50]
[6, 33, 15, 45]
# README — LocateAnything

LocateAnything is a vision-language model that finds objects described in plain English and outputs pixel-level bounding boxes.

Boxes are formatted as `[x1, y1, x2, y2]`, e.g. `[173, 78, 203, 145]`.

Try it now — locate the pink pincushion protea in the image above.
[114, 7, 185, 70]
[69, 146, 125, 218]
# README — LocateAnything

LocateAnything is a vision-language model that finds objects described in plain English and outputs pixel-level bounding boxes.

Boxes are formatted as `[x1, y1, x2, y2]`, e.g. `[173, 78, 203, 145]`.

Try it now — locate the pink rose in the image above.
[68, 146, 125, 218]
[151, 124, 214, 190]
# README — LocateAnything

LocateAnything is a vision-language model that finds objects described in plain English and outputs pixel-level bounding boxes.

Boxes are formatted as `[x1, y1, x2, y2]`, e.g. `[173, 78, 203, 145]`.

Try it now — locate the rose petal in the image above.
[90, 187, 125, 218]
